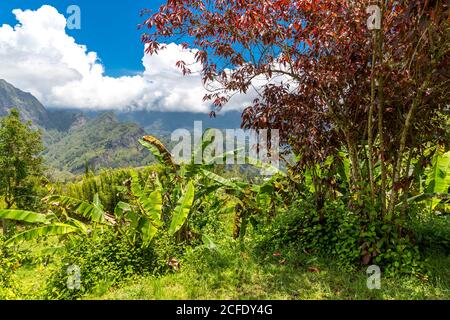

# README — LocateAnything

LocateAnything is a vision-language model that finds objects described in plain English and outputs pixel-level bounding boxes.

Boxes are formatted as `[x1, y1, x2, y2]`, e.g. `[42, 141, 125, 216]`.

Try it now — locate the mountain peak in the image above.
[0, 79, 10, 85]
[0, 79, 31, 96]
[97, 111, 118, 123]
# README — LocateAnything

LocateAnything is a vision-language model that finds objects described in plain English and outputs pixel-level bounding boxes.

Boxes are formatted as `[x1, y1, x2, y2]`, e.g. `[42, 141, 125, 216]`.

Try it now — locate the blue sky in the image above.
[0, 1, 256, 112]
[0, 0, 167, 77]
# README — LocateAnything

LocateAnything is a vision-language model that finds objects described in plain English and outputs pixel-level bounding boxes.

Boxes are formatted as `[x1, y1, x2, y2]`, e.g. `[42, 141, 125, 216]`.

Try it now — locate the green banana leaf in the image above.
[5, 223, 81, 246]
[0, 209, 50, 224]
[169, 180, 195, 235]
[425, 150, 450, 210]
[46, 194, 106, 224]
[200, 169, 241, 190]
[139, 218, 159, 247]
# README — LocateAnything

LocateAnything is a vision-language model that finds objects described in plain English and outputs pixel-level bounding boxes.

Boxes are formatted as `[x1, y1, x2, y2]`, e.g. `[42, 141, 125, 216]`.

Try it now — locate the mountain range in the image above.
[0, 79, 243, 179]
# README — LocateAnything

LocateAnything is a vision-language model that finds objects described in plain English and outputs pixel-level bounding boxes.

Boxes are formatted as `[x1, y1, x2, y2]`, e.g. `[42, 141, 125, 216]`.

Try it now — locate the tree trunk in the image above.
[345, 132, 361, 188]
[400, 149, 413, 235]
[367, 31, 378, 206]
[388, 77, 431, 215]
[376, 0, 387, 217]
[2, 196, 13, 236]
[233, 204, 243, 240]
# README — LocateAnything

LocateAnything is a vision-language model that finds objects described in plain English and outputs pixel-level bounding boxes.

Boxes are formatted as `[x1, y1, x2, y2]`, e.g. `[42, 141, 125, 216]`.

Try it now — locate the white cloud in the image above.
[0, 5, 251, 113]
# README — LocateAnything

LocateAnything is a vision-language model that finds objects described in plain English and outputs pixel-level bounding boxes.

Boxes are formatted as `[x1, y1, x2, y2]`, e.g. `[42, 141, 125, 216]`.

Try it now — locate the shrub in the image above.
[254, 198, 359, 269]
[412, 214, 450, 252]
[254, 198, 424, 275]
[151, 232, 193, 275]
[0, 237, 25, 299]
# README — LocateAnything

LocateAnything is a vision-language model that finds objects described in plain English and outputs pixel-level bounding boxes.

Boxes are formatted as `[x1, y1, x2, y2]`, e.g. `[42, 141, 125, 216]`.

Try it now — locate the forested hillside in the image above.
[0, 80, 166, 178]
[43, 112, 152, 175]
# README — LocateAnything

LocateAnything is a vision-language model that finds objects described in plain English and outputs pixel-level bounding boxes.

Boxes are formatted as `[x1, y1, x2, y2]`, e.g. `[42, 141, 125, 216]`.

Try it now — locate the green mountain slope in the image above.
[0, 79, 158, 177]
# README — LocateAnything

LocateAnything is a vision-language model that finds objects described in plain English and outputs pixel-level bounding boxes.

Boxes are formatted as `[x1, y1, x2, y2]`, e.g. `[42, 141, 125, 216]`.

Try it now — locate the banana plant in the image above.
[404, 149, 450, 213]
[397, 147, 450, 213]
[49, 188, 165, 248]
[0, 209, 87, 246]
[136, 131, 223, 241]
[119, 171, 163, 246]
[139, 131, 254, 238]
[0, 192, 124, 246]
[141, 129, 275, 238]
[424, 149, 450, 211]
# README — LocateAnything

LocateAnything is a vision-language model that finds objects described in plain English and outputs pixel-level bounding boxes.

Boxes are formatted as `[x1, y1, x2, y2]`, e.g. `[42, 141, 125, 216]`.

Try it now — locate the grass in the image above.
[83, 246, 449, 300]
[7, 255, 450, 300]
[84, 272, 449, 300]
[10, 264, 53, 299]
[5, 236, 449, 300]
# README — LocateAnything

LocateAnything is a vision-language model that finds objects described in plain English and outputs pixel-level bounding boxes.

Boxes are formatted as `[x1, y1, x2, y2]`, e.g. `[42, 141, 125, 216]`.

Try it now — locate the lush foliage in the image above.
[0, 109, 45, 235]
[0, 1, 449, 301]
[57, 167, 158, 214]
[0, 236, 26, 299]
[255, 198, 425, 276]
[45, 230, 158, 300]
[44, 112, 153, 175]
[0, 109, 44, 210]
[143, 0, 449, 228]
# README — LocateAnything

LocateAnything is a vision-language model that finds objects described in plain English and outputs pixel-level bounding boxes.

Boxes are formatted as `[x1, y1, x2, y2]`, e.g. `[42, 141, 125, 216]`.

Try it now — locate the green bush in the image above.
[412, 214, 450, 252]
[45, 230, 158, 300]
[151, 232, 193, 275]
[254, 198, 424, 275]
[182, 239, 254, 291]
[254, 199, 359, 269]
[0, 237, 25, 299]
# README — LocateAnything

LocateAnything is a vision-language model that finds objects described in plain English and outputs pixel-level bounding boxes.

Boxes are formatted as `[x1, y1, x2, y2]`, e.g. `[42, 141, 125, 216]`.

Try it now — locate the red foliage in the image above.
[142, 0, 449, 172]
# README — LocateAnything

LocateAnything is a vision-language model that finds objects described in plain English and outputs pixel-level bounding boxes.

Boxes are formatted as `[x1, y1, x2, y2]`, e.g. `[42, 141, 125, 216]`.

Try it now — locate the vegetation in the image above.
[0, 0, 449, 301]
[0, 130, 449, 300]
[43, 112, 153, 175]
[0, 109, 44, 234]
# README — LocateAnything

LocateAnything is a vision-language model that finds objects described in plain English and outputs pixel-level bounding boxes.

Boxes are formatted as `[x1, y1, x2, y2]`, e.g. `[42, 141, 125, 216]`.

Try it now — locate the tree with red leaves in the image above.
[142, 0, 449, 217]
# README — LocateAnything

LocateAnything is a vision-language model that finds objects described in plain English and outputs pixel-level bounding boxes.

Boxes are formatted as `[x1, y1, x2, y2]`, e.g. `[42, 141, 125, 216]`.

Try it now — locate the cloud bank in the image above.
[0, 5, 252, 113]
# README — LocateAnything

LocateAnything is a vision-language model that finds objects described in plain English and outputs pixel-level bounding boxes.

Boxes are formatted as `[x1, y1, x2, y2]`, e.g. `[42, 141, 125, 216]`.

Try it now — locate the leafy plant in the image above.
[45, 230, 157, 300]
[169, 180, 195, 236]
[0, 236, 22, 289]
[404, 148, 450, 213]
[0, 209, 86, 246]
[423, 149, 450, 212]
[136, 133, 228, 241]
[0, 109, 44, 234]
[254, 198, 424, 275]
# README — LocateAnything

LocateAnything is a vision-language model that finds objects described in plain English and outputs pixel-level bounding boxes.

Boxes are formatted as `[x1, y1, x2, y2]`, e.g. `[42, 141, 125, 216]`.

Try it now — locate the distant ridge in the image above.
[0, 79, 153, 176]
[117, 109, 243, 135]
[43, 111, 153, 174]
[0, 79, 244, 177]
